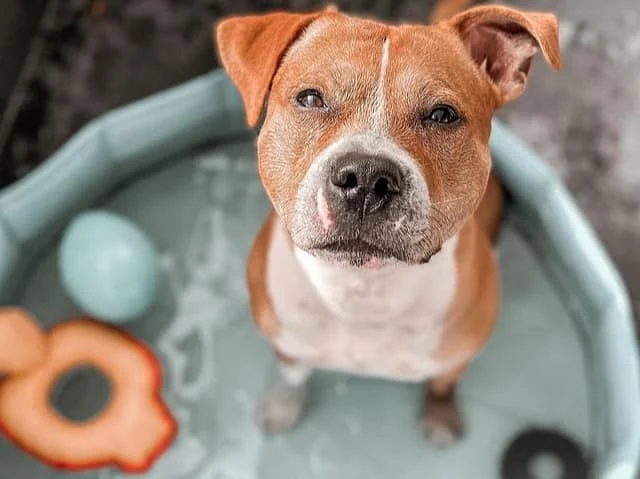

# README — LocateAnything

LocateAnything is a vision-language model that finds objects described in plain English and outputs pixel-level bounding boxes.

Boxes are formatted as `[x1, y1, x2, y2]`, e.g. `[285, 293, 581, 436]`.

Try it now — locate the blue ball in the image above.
[58, 210, 159, 323]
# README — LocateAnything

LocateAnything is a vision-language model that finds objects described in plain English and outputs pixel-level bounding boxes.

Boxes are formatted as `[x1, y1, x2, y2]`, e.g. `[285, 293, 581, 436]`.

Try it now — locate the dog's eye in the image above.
[296, 89, 326, 109]
[423, 105, 460, 125]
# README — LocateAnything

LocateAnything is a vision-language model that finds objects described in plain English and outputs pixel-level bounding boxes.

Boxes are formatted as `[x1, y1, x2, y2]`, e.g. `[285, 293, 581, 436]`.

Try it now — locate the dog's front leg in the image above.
[257, 359, 313, 434]
[422, 363, 468, 448]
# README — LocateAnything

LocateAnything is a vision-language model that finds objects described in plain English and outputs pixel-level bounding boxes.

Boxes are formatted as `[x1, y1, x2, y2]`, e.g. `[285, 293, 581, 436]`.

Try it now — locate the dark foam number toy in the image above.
[501, 428, 589, 479]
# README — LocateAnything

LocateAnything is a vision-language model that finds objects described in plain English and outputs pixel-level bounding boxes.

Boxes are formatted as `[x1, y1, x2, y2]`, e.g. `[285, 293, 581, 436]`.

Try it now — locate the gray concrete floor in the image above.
[503, 0, 640, 319]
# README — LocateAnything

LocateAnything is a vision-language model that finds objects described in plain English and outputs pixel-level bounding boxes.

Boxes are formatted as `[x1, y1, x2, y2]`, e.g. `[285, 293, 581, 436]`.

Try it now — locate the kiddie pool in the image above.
[0, 70, 639, 479]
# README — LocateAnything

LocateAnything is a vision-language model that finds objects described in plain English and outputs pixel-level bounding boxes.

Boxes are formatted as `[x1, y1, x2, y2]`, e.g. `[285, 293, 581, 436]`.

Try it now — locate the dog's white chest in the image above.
[265, 221, 459, 381]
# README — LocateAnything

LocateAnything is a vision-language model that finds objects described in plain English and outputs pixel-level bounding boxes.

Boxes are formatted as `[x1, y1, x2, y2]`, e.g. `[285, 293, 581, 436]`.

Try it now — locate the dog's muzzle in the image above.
[291, 134, 432, 265]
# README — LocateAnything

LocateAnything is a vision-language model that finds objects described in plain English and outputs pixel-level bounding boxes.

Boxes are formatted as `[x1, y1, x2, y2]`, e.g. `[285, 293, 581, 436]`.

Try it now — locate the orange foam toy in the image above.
[0, 308, 47, 374]
[0, 308, 177, 473]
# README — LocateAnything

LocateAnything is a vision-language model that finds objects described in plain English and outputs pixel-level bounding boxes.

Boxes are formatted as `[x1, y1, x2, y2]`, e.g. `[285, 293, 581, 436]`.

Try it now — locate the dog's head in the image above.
[216, 5, 560, 267]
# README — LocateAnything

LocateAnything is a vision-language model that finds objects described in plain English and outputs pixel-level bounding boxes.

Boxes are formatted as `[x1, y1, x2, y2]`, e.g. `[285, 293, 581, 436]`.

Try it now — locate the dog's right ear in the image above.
[215, 11, 329, 127]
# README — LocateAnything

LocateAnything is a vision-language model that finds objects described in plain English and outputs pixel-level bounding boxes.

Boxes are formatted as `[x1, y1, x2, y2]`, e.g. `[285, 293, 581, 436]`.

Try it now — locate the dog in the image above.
[215, 1, 560, 446]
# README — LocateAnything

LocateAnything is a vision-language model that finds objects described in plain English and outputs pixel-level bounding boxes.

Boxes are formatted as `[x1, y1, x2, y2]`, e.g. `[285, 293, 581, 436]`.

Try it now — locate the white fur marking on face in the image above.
[373, 38, 391, 133]
[394, 215, 407, 232]
[316, 187, 333, 231]
[266, 219, 460, 382]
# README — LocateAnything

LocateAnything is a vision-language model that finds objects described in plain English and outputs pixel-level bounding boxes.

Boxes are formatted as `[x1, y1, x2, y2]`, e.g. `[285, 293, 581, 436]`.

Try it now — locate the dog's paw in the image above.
[257, 382, 308, 435]
[421, 394, 464, 448]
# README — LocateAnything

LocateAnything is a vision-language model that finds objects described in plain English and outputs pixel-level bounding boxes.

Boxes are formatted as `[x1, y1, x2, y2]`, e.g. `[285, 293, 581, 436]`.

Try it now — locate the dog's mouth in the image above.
[307, 237, 442, 267]
[307, 238, 403, 268]
[317, 238, 392, 257]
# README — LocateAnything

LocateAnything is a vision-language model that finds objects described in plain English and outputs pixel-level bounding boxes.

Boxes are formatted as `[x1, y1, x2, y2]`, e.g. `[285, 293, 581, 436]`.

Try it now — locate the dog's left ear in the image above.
[447, 6, 561, 105]
[216, 11, 330, 127]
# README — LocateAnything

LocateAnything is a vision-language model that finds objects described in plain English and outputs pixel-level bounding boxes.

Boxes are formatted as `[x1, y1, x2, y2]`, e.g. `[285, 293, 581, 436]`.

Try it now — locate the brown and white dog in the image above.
[215, 1, 560, 446]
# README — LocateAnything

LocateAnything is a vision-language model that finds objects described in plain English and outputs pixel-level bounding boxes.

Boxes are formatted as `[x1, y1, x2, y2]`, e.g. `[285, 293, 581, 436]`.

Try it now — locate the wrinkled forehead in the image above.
[275, 15, 491, 113]
[277, 16, 387, 93]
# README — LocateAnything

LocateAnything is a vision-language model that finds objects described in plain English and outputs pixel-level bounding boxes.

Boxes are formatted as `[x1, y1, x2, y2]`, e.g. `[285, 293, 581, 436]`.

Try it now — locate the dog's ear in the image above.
[215, 11, 328, 127]
[447, 6, 561, 105]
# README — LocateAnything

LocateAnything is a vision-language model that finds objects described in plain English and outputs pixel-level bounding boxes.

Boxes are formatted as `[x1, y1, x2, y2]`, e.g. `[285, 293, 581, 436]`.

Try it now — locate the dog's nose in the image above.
[328, 154, 402, 217]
